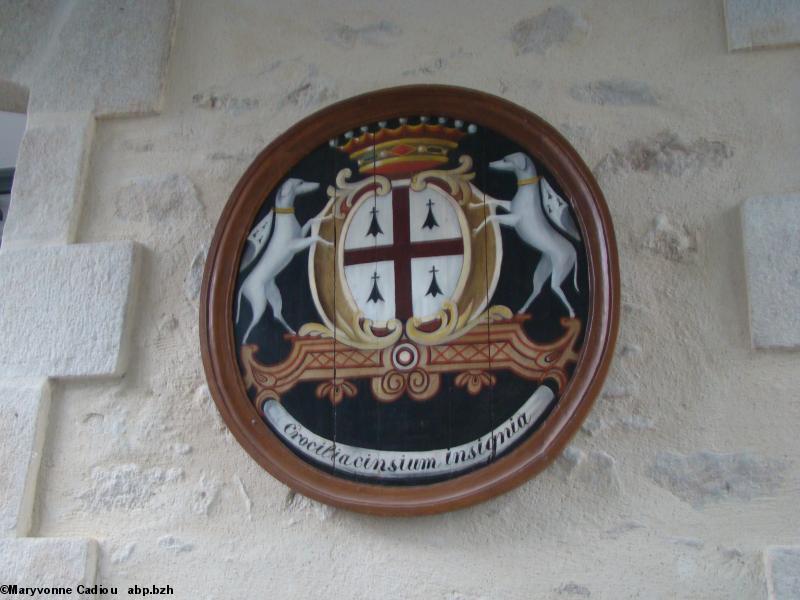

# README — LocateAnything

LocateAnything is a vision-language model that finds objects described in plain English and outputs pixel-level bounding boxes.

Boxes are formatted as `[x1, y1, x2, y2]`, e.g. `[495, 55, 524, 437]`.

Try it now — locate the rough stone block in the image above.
[28, 0, 177, 116]
[0, 1, 60, 83]
[649, 450, 785, 507]
[324, 20, 402, 49]
[0, 242, 141, 377]
[725, 0, 800, 51]
[741, 195, 800, 349]
[3, 113, 94, 249]
[0, 538, 97, 593]
[509, 6, 589, 55]
[0, 380, 50, 537]
[765, 546, 800, 599]
[569, 79, 658, 107]
[595, 131, 732, 177]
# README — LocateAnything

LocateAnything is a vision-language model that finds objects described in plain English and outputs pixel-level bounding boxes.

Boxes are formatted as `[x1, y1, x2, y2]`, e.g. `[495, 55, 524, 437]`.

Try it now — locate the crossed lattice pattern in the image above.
[431, 343, 491, 363]
[490, 342, 513, 360]
[335, 349, 382, 368]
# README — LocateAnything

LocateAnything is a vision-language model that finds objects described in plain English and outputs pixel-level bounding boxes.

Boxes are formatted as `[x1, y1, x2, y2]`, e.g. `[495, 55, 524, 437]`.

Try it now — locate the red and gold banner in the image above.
[241, 316, 581, 407]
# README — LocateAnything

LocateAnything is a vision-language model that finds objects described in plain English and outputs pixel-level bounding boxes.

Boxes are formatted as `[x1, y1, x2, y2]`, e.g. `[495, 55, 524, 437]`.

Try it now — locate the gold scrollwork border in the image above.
[307, 159, 504, 348]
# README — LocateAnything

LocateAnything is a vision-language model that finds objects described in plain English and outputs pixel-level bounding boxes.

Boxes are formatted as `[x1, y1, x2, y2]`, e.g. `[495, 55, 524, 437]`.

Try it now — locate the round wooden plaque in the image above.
[200, 85, 619, 515]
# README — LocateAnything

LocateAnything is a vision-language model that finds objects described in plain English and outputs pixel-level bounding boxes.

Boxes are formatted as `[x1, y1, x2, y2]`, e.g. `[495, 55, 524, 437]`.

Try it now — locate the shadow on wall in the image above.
[0, 80, 29, 246]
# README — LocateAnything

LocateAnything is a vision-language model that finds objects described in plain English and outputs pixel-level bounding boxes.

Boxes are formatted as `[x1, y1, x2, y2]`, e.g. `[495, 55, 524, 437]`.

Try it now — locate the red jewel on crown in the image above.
[331, 117, 476, 178]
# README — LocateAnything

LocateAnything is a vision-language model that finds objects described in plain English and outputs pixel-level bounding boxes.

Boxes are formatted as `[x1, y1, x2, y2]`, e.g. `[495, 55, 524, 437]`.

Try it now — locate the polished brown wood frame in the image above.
[200, 85, 620, 516]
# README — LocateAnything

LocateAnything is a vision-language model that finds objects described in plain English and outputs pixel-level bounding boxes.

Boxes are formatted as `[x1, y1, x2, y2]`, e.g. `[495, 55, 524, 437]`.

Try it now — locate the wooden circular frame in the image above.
[200, 85, 620, 516]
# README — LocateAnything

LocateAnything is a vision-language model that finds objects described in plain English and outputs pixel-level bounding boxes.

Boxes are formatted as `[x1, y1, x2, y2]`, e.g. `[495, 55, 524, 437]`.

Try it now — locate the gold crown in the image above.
[333, 118, 475, 177]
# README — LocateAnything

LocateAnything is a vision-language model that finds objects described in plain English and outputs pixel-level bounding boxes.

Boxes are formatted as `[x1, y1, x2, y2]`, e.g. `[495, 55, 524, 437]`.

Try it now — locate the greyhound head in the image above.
[489, 152, 536, 176]
[275, 177, 320, 208]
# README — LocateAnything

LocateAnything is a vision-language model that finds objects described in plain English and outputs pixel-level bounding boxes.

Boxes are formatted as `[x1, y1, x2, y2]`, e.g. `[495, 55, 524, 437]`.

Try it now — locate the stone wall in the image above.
[0, 1, 798, 598]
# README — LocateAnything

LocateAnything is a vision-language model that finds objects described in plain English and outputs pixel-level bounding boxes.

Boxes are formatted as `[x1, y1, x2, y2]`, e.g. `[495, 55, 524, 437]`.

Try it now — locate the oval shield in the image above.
[201, 85, 619, 515]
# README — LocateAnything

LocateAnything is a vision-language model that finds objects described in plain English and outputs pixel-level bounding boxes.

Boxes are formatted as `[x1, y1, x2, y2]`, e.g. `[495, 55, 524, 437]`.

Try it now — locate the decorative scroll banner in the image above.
[242, 316, 581, 405]
[263, 386, 555, 480]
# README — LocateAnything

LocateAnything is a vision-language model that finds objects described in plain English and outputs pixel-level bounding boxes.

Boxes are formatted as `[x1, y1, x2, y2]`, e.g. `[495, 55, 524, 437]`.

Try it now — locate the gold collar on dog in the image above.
[517, 176, 541, 187]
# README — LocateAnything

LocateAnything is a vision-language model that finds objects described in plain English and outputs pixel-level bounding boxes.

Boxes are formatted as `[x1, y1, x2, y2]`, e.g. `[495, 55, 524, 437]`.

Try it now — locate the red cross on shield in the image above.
[343, 184, 466, 322]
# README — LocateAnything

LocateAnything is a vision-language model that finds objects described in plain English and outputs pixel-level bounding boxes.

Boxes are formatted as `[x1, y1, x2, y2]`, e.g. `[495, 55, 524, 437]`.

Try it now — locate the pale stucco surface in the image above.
[0, 1, 798, 598]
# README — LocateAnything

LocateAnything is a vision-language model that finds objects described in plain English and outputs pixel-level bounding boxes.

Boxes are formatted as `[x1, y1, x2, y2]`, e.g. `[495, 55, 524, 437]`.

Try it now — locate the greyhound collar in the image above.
[274, 207, 295, 214]
[517, 176, 541, 187]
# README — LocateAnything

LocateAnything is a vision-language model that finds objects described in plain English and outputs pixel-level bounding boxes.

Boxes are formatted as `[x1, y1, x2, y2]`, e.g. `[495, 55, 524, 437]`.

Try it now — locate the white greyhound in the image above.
[236, 177, 331, 341]
[474, 152, 581, 317]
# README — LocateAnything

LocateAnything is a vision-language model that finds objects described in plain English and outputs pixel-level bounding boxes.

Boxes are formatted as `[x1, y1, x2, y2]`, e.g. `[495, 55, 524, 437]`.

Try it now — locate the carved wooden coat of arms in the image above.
[201, 86, 619, 514]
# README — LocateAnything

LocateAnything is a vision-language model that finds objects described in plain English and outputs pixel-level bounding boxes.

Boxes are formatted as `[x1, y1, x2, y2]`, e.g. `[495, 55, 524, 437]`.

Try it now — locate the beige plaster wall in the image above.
[21, 1, 800, 597]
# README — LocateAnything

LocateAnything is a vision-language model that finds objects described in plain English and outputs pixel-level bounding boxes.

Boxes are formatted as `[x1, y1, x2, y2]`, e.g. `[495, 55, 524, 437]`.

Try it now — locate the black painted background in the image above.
[233, 118, 590, 484]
